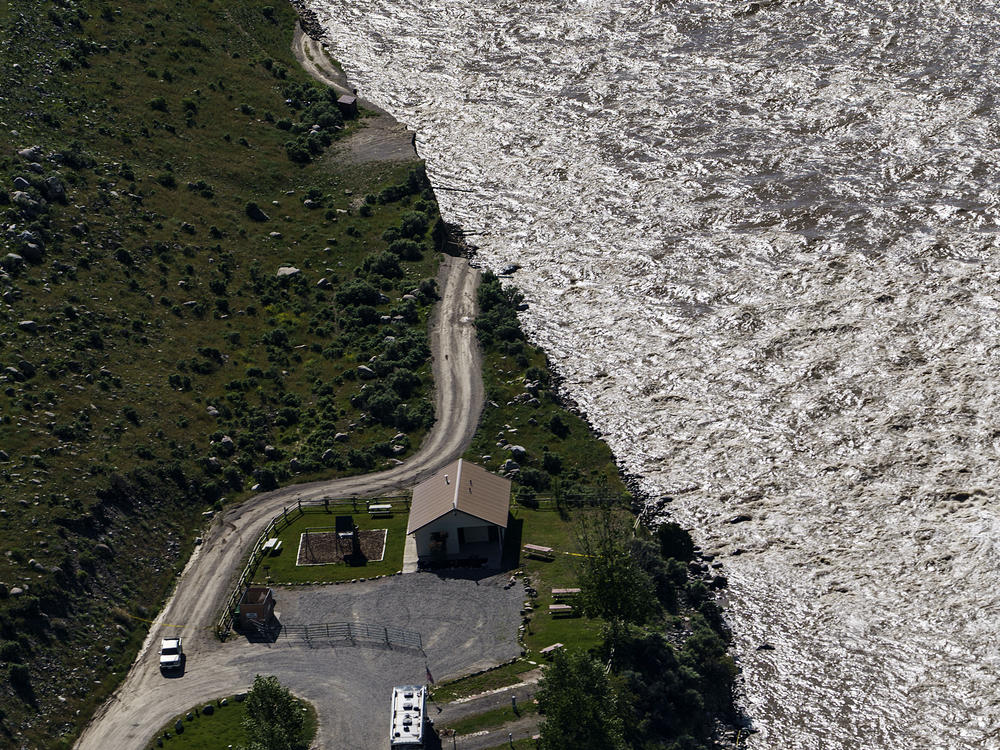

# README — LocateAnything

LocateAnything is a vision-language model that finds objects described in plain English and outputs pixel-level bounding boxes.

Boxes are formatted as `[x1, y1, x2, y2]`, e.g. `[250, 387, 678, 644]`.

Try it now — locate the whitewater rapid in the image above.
[307, 1, 1000, 747]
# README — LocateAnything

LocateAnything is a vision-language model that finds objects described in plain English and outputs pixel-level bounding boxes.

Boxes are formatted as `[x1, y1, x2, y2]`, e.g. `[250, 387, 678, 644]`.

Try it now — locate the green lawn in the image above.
[429, 660, 536, 703]
[145, 695, 317, 750]
[442, 702, 539, 736]
[251, 505, 410, 584]
[482, 740, 536, 750]
[507, 505, 634, 656]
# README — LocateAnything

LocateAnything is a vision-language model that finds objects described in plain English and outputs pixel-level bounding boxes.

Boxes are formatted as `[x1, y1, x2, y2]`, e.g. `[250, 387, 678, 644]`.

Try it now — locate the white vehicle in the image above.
[390, 685, 426, 747]
[159, 637, 183, 672]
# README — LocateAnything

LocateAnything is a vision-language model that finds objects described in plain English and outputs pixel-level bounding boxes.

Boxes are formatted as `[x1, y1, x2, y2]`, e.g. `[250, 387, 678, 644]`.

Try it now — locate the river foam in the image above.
[307, 1, 1000, 747]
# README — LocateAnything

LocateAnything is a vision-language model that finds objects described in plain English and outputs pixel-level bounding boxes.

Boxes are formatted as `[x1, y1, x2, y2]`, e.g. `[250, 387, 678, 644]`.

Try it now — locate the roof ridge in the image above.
[453, 458, 463, 511]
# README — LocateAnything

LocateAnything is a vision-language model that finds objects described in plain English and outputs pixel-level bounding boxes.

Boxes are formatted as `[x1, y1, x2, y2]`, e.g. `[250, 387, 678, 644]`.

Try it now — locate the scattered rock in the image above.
[322, 448, 335, 462]
[726, 514, 752, 524]
[20, 243, 43, 263]
[201, 704, 214, 716]
[219, 435, 235, 454]
[316, 277, 332, 289]
[756, 643, 775, 651]
[0, 450, 8, 461]
[206, 406, 219, 417]
[334, 432, 349, 443]
[276, 266, 300, 278]
[268, 231, 283, 239]
[499, 263, 521, 275]
[508, 445, 527, 461]
[16, 145, 42, 160]
[357, 365, 376, 379]
[9, 587, 24, 597]
[11, 176, 30, 190]
[289, 457, 302, 472]
[17, 320, 37, 333]
[500, 458, 520, 473]
[2, 253, 24, 271]
[42, 176, 66, 203]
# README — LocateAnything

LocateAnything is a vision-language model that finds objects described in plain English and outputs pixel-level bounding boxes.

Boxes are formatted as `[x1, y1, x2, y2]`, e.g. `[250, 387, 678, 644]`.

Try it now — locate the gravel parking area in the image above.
[275, 572, 523, 679]
[218, 571, 525, 749]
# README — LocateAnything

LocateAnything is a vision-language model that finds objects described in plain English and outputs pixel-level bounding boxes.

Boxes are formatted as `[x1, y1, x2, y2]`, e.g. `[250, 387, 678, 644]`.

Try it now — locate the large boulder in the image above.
[16, 146, 42, 160]
[42, 176, 66, 203]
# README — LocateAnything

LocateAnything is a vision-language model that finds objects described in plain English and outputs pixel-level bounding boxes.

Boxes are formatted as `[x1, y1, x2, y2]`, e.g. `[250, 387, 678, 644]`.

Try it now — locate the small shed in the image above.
[337, 94, 358, 119]
[237, 585, 275, 630]
[407, 459, 511, 567]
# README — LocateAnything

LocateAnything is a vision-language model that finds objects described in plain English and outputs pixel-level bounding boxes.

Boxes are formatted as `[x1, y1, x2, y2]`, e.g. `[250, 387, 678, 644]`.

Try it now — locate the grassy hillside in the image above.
[0, 0, 442, 745]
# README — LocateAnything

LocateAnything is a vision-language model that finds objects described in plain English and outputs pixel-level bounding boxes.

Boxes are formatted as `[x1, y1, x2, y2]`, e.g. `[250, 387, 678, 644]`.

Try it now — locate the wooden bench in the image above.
[523, 544, 555, 561]
[548, 604, 574, 617]
[540, 642, 564, 657]
[367, 503, 393, 517]
[261, 538, 278, 553]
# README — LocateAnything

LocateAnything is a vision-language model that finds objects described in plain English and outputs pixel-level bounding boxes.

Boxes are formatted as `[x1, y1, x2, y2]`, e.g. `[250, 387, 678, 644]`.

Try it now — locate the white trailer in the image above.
[390, 684, 426, 747]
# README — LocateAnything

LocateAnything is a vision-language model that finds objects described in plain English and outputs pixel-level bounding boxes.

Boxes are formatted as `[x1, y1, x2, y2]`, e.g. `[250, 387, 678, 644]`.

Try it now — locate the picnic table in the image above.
[523, 543, 555, 560]
[262, 538, 282, 555]
[548, 604, 574, 617]
[367, 503, 393, 517]
[551, 587, 581, 598]
[540, 643, 564, 657]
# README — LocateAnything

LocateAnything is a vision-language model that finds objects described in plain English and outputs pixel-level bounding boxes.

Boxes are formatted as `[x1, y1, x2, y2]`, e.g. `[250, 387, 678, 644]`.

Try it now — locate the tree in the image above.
[241, 674, 304, 750]
[576, 506, 658, 625]
[537, 650, 625, 750]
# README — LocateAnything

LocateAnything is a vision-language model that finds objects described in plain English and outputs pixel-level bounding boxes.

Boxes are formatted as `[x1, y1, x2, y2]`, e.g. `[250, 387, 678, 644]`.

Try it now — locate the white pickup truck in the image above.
[159, 637, 183, 672]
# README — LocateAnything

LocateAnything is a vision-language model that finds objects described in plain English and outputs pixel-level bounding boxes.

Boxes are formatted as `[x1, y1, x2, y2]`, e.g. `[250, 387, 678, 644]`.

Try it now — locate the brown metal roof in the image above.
[407, 459, 511, 533]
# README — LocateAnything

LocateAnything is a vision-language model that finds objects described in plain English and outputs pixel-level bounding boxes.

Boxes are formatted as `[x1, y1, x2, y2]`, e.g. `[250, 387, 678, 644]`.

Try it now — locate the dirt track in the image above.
[74, 253, 483, 749]
[293, 26, 419, 165]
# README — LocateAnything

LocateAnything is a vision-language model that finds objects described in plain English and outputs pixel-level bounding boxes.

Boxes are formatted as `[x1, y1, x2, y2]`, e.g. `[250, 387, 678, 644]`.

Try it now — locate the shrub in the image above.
[388, 239, 423, 260]
[399, 210, 429, 239]
[362, 251, 402, 279]
[147, 96, 168, 112]
[9, 664, 30, 690]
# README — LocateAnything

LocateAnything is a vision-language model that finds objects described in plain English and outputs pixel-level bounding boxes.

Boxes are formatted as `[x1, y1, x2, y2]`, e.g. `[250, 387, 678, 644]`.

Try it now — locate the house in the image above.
[407, 459, 511, 568]
[237, 585, 275, 630]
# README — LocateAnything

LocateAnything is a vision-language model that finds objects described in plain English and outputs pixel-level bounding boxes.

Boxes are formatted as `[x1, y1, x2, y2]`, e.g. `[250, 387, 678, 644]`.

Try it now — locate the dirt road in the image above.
[74, 252, 483, 749]
[292, 26, 420, 165]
